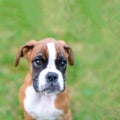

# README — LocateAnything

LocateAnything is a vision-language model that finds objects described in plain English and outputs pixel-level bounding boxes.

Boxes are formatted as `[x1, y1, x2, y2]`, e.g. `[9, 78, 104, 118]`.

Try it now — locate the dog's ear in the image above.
[14, 40, 37, 67]
[64, 45, 74, 65]
[59, 40, 74, 65]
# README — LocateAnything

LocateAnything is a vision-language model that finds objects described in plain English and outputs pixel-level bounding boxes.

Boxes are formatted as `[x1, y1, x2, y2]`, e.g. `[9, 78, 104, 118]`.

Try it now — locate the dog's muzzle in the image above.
[33, 70, 65, 95]
[40, 72, 60, 94]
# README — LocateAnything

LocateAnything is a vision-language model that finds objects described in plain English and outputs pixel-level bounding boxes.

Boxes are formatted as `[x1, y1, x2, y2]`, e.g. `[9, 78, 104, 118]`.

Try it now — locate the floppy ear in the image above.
[14, 40, 37, 67]
[59, 40, 74, 65]
[64, 45, 74, 65]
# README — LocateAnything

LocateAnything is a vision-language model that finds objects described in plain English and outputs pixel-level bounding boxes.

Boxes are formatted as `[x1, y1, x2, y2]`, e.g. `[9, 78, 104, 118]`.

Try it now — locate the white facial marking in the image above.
[38, 42, 64, 94]
[24, 85, 63, 120]
[47, 42, 56, 69]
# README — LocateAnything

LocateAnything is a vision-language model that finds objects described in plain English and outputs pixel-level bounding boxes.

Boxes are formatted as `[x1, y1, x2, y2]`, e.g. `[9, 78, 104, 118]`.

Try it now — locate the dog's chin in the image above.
[38, 85, 64, 95]
[33, 88, 65, 96]
[44, 86, 61, 95]
[44, 88, 59, 95]
[33, 83, 65, 95]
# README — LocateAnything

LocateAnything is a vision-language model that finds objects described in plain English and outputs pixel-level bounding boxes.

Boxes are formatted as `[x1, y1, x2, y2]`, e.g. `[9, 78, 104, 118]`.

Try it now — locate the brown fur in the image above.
[55, 89, 71, 120]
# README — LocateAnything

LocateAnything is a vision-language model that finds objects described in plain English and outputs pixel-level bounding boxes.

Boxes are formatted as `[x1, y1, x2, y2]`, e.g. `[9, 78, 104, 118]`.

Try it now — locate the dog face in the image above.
[15, 38, 74, 95]
[32, 42, 67, 94]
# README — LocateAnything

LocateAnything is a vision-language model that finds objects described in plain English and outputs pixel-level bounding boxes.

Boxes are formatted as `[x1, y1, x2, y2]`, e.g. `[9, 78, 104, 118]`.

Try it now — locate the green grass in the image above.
[0, 0, 120, 119]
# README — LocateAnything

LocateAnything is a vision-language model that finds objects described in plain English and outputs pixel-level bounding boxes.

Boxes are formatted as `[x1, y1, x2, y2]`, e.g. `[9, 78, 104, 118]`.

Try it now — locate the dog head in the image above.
[15, 38, 74, 95]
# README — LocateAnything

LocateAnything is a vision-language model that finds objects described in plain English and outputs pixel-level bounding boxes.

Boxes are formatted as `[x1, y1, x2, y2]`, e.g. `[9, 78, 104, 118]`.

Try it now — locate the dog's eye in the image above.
[33, 57, 43, 67]
[58, 59, 67, 68]
[60, 59, 67, 68]
[56, 57, 67, 73]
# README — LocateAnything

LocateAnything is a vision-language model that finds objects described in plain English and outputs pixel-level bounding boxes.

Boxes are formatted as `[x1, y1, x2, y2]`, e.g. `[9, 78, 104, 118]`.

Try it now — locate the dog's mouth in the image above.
[40, 83, 61, 95]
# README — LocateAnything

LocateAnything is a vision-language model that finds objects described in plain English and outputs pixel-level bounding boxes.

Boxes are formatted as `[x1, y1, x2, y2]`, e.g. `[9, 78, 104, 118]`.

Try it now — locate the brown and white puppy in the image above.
[15, 38, 74, 120]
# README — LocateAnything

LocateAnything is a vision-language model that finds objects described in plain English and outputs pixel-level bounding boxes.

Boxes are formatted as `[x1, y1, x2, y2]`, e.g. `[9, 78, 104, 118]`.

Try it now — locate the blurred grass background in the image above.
[0, 0, 120, 120]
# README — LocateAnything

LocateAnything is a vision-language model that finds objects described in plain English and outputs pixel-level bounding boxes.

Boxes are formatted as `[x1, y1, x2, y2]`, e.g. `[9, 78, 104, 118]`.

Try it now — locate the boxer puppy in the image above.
[15, 38, 74, 120]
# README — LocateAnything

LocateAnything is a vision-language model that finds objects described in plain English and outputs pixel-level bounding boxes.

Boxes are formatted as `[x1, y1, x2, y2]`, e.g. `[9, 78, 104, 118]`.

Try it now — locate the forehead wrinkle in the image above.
[55, 43, 66, 59]
[31, 43, 48, 60]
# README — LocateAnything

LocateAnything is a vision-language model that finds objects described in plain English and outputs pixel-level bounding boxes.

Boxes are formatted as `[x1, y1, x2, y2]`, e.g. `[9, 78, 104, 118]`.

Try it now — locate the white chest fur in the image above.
[24, 85, 63, 120]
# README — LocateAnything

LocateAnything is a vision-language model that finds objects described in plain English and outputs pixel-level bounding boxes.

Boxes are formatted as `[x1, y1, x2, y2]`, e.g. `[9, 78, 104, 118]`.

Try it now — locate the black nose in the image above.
[46, 72, 58, 83]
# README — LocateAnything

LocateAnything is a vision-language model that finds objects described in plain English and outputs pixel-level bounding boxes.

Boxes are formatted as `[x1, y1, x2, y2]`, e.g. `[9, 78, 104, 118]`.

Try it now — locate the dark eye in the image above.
[33, 57, 43, 67]
[60, 59, 67, 67]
